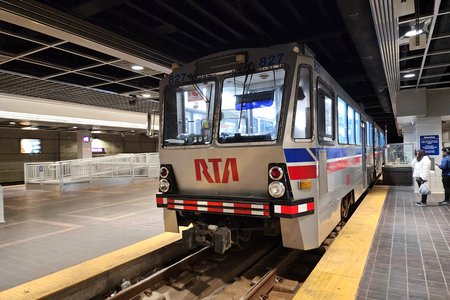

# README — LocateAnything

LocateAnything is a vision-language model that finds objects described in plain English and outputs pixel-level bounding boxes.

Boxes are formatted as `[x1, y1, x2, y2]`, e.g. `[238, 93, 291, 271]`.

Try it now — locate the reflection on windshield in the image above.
[219, 68, 285, 143]
[163, 81, 215, 146]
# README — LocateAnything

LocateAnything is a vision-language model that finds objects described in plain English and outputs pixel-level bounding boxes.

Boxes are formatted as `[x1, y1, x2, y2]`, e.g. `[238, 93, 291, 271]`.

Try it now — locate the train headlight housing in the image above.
[159, 179, 170, 193]
[269, 166, 283, 180]
[160, 166, 169, 179]
[268, 181, 285, 198]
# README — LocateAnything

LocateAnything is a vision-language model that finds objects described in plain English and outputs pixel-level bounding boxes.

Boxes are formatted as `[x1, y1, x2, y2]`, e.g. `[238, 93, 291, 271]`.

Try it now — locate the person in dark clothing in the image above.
[435, 147, 450, 205]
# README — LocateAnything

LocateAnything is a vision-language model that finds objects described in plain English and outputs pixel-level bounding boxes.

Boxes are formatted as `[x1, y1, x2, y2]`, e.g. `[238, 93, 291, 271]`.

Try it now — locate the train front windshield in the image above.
[163, 67, 285, 146]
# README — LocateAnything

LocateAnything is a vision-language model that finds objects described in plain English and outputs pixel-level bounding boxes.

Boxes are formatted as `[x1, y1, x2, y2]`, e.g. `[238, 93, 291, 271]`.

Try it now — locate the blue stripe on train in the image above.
[285, 146, 364, 163]
[311, 147, 363, 159]
[284, 148, 315, 163]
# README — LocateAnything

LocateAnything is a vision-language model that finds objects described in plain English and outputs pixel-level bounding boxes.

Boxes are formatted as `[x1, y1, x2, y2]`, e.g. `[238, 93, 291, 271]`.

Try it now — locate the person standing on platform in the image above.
[411, 149, 432, 207]
[435, 147, 450, 205]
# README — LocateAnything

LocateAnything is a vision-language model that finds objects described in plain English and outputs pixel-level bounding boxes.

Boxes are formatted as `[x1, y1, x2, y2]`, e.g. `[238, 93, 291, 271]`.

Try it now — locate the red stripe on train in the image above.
[287, 165, 317, 180]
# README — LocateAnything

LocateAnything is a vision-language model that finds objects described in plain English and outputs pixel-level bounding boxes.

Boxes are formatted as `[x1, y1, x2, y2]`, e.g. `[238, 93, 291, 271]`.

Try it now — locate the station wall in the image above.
[0, 128, 158, 184]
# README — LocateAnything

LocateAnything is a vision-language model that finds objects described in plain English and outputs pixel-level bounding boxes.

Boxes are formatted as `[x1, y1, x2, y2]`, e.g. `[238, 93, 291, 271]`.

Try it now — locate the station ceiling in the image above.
[1, 0, 449, 142]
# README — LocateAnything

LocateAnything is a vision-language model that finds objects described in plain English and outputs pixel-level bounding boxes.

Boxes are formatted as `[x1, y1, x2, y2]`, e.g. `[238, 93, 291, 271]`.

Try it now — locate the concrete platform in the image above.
[1, 182, 449, 299]
[0, 179, 164, 291]
[295, 186, 450, 299]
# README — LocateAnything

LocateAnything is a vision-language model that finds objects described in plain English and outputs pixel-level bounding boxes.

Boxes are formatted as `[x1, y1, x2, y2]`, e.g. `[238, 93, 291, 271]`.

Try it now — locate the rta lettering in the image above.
[194, 158, 239, 183]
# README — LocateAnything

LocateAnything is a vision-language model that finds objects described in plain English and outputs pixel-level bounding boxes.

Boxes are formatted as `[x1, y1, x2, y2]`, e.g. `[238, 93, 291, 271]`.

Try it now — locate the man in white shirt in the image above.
[411, 149, 431, 207]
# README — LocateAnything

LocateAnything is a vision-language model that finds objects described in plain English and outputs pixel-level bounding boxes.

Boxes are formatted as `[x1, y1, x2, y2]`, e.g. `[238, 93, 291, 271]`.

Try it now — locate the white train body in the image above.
[156, 44, 385, 253]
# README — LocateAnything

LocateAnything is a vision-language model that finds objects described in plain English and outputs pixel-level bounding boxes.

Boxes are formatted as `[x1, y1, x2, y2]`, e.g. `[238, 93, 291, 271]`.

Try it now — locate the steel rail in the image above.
[240, 250, 300, 300]
[109, 246, 211, 300]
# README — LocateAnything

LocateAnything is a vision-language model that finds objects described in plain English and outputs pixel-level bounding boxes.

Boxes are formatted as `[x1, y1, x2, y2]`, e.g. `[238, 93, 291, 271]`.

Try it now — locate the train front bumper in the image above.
[156, 194, 314, 218]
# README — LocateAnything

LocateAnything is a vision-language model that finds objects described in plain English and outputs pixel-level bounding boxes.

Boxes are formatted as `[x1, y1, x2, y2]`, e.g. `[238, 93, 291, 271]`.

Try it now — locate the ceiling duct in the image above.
[337, 0, 393, 114]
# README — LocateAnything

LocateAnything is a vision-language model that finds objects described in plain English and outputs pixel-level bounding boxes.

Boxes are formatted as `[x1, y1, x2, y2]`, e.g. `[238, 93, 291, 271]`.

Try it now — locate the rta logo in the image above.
[194, 158, 239, 183]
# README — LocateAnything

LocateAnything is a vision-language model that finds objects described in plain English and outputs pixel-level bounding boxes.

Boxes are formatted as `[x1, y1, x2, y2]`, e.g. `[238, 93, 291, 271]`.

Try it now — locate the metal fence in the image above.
[24, 153, 159, 190]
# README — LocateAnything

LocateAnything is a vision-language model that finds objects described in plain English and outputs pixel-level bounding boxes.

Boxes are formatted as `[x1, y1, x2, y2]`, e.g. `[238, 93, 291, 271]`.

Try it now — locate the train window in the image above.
[163, 81, 216, 146]
[293, 65, 312, 139]
[366, 121, 373, 146]
[380, 132, 385, 147]
[375, 129, 379, 147]
[347, 106, 355, 144]
[219, 68, 285, 143]
[337, 97, 347, 144]
[355, 112, 361, 145]
[317, 80, 334, 144]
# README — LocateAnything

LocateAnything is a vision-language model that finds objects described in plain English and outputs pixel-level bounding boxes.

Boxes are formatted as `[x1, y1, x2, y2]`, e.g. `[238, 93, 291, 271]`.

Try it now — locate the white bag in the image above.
[419, 182, 431, 195]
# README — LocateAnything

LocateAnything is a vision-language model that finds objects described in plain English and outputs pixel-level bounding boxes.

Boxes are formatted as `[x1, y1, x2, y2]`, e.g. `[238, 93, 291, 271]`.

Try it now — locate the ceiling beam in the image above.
[0, 0, 174, 73]
[215, 0, 274, 42]
[185, 0, 246, 40]
[153, 0, 228, 45]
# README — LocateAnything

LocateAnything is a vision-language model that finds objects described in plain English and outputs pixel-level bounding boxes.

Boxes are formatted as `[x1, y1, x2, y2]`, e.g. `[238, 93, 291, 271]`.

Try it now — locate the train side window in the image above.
[293, 65, 312, 139]
[347, 106, 355, 144]
[380, 132, 385, 147]
[366, 121, 373, 146]
[317, 80, 335, 144]
[355, 112, 361, 145]
[337, 97, 347, 144]
[375, 129, 379, 148]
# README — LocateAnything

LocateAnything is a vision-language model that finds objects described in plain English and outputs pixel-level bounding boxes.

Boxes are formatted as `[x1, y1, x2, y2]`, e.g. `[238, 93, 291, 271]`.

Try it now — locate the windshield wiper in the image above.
[238, 73, 253, 130]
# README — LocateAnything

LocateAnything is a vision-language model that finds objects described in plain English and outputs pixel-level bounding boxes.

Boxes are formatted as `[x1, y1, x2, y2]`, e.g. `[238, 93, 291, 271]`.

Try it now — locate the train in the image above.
[156, 43, 385, 254]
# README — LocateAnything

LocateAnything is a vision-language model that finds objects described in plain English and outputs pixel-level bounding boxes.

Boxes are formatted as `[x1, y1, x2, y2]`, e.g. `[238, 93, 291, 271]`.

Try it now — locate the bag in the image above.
[419, 182, 431, 195]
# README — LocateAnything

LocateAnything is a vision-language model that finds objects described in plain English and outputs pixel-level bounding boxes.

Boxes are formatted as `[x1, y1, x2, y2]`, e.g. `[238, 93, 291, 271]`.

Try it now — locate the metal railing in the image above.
[24, 153, 159, 190]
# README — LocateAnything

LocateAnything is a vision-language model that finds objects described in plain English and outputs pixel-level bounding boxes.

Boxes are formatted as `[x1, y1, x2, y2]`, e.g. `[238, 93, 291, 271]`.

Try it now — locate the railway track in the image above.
[102, 223, 345, 300]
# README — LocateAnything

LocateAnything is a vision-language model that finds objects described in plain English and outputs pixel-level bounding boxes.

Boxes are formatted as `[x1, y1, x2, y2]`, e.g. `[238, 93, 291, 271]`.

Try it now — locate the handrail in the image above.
[24, 153, 160, 189]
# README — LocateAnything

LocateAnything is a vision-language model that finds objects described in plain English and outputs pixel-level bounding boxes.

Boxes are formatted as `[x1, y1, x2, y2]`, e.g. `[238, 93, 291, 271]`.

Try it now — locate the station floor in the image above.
[0, 179, 164, 291]
[0, 181, 449, 298]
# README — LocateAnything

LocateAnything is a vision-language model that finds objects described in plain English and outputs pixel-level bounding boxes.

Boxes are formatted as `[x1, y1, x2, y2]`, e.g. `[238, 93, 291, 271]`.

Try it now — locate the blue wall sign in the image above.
[420, 135, 440, 155]
[38, 165, 44, 173]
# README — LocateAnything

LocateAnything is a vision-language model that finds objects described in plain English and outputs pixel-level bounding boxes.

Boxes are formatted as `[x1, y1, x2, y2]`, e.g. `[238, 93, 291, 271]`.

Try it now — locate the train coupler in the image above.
[182, 225, 231, 254]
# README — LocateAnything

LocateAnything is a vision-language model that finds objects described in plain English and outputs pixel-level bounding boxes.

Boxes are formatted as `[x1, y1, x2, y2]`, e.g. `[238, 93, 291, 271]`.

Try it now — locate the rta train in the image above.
[156, 43, 385, 254]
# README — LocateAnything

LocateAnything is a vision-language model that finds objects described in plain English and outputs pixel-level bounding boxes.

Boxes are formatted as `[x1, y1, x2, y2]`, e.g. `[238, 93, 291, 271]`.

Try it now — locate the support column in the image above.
[415, 117, 443, 193]
[76, 130, 92, 159]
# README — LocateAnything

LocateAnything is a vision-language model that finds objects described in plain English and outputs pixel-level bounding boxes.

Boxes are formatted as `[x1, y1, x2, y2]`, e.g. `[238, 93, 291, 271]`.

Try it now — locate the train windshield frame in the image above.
[218, 67, 286, 144]
[163, 80, 216, 146]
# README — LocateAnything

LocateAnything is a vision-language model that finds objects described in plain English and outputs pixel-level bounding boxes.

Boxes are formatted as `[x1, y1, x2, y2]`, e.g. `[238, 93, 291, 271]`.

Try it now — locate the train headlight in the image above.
[268, 181, 285, 198]
[159, 179, 170, 193]
[160, 166, 169, 179]
[269, 166, 283, 180]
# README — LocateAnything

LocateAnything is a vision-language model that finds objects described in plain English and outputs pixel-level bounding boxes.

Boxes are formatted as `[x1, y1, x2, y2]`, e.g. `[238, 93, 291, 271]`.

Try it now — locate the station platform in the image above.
[0, 182, 449, 299]
[0, 179, 164, 291]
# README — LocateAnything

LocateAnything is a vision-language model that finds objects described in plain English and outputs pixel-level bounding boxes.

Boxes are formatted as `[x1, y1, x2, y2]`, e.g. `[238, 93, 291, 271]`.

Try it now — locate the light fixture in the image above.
[404, 73, 415, 78]
[0, 110, 150, 130]
[23, 126, 38, 130]
[9, 121, 16, 125]
[131, 65, 144, 71]
[72, 126, 78, 129]
[405, 29, 423, 37]
[142, 93, 151, 98]
[91, 130, 103, 133]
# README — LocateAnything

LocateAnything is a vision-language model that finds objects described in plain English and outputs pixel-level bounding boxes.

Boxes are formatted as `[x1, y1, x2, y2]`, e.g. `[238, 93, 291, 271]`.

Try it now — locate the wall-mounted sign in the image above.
[420, 135, 440, 155]
[82, 136, 91, 143]
[20, 139, 42, 154]
[92, 147, 105, 153]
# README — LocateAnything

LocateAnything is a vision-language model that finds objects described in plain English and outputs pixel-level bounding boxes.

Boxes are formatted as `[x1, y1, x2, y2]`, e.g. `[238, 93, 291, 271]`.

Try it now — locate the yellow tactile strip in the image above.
[294, 186, 388, 300]
[0, 232, 181, 300]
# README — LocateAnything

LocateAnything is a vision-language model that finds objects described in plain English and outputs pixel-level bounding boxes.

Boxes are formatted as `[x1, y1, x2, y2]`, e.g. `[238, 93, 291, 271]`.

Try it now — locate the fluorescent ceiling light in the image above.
[91, 130, 102, 133]
[142, 93, 151, 98]
[0, 110, 152, 130]
[405, 29, 423, 37]
[23, 126, 38, 130]
[131, 65, 144, 71]
[72, 126, 78, 129]
[9, 121, 16, 125]
[404, 73, 415, 78]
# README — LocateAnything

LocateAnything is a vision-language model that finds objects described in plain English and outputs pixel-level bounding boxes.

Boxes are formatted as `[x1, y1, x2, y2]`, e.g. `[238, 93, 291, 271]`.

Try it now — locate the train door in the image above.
[361, 120, 368, 188]
[317, 79, 335, 198]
